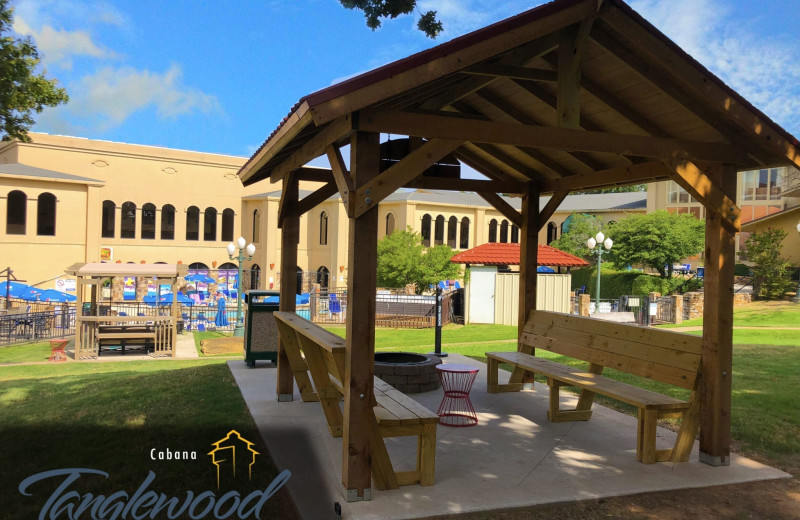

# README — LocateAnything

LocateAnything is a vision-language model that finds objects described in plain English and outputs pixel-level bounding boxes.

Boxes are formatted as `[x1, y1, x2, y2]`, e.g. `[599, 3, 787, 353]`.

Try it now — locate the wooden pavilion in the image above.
[66, 262, 187, 358]
[237, 0, 800, 500]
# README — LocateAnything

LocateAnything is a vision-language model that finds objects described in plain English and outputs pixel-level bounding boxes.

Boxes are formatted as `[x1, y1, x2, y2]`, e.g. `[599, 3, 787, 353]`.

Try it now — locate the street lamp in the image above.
[587, 231, 613, 312]
[227, 236, 256, 337]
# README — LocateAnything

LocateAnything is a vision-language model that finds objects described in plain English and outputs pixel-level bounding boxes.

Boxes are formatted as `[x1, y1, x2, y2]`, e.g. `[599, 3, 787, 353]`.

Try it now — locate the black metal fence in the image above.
[0, 308, 77, 347]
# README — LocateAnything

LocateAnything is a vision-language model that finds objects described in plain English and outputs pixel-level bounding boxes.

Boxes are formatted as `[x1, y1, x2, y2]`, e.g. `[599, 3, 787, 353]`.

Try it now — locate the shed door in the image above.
[469, 266, 496, 324]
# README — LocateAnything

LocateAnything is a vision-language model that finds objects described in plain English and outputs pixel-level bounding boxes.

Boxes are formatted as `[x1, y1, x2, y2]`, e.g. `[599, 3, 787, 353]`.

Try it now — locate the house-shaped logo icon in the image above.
[208, 430, 260, 489]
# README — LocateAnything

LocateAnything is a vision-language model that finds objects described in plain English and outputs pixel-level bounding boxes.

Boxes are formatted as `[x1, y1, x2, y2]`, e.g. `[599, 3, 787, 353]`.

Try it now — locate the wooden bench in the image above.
[273, 311, 438, 489]
[486, 310, 702, 464]
[97, 325, 156, 355]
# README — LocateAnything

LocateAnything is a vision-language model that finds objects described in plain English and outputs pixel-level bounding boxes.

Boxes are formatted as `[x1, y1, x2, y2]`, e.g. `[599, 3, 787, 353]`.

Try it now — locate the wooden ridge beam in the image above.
[297, 181, 339, 216]
[539, 161, 672, 194]
[357, 109, 749, 164]
[272, 116, 352, 183]
[326, 145, 355, 216]
[478, 192, 523, 228]
[463, 63, 558, 82]
[539, 190, 569, 228]
[666, 159, 741, 234]
[354, 138, 464, 218]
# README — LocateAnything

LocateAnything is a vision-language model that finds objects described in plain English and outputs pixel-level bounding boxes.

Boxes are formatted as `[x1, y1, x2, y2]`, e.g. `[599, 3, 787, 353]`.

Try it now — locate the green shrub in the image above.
[734, 263, 752, 276]
[631, 274, 704, 296]
[572, 267, 640, 299]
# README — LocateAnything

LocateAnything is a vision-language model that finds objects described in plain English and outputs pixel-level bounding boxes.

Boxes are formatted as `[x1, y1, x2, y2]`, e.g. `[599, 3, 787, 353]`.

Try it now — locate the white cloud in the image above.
[12, 16, 114, 68]
[631, 0, 800, 135]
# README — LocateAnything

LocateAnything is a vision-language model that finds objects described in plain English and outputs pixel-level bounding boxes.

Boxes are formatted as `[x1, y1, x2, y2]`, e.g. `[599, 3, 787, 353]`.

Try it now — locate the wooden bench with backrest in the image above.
[273, 311, 438, 489]
[486, 310, 702, 464]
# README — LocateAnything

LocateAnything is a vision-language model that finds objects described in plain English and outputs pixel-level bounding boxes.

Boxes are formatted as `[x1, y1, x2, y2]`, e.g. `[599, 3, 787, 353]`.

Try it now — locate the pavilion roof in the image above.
[450, 243, 590, 267]
[65, 263, 188, 278]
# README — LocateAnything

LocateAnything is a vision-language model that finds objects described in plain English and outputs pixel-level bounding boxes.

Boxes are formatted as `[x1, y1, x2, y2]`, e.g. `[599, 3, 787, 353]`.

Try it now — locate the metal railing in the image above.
[0, 308, 77, 347]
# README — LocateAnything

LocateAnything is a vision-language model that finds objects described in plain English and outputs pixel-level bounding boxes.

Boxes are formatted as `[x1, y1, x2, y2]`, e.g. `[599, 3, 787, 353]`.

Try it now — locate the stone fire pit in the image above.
[374, 352, 442, 393]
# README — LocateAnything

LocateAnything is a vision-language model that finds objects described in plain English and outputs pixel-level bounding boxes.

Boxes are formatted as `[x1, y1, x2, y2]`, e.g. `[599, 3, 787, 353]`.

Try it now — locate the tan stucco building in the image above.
[1, 133, 645, 293]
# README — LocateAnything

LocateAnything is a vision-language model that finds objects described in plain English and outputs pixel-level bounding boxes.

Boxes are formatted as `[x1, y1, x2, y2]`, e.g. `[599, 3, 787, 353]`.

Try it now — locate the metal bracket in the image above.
[345, 488, 372, 502]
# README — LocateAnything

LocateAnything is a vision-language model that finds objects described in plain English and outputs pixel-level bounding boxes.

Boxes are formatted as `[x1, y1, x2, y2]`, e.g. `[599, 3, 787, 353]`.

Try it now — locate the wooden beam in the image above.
[409, 176, 526, 194]
[463, 63, 558, 82]
[342, 131, 381, 499]
[356, 110, 748, 164]
[699, 163, 736, 467]
[453, 146, 526, 184]
[478, 192, 522, 228]
[538, 161, 672, 193]
[277, 174, 300, 401]
[272, 115, 352, 182]
[557, 18, 594, 129]
[354, 138, 464, 218]
[666, 160, 741, 234]
[471, 143, 542, 180]
[598, 7, 800, 169]
[277, 172, 296, 229]
[539, 190, 569, 227]
[325, 145, 354, 216]
[294, 167, 335, 183]
[297, 181, 339, 216]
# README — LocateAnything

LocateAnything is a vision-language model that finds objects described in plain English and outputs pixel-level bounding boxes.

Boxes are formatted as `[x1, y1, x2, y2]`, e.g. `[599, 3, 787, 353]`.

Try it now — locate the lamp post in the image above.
[587, 231, 613, 312]
[227, 236, 256, 337]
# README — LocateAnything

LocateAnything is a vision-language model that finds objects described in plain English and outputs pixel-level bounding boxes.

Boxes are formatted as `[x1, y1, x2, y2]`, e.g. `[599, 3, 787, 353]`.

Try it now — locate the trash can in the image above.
[243, 290, 280, 368]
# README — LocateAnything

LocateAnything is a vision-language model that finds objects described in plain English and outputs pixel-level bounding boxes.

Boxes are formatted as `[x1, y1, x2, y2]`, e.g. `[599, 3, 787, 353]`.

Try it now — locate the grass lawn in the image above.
[192, 330, 236, 356]
[0, 340, 54, 363]
[0, 359, 295, 519]
[660, 300, 800, 329]
[324, 323, 519, 350]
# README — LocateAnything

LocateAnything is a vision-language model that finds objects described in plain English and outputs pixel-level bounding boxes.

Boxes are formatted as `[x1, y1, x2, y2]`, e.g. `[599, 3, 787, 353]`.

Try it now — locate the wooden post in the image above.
[699, 163, 736, 466]
[509, 182, 539, 386]
[171, 278, 179, 357]
[342, 131, 380, 501]
[277, 174, 299, 402]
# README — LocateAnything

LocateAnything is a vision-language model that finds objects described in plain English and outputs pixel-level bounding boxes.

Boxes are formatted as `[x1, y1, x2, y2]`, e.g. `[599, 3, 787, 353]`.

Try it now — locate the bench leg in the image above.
[547, 379, 593, 422]
[419, 422, 436, 486]
[274, 322, 317, 402]
[637, 408, 658, 464]
[671, 393, 701, 462]
[297, 336, 343, 437]
[370, 421, 399, 491]
[486, 356, 524, 393]
[507, 342, 535, 388]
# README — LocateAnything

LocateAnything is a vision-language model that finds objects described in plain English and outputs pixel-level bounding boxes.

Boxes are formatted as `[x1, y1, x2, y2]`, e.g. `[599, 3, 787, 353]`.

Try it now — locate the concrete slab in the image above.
[228, 355, 790, 520]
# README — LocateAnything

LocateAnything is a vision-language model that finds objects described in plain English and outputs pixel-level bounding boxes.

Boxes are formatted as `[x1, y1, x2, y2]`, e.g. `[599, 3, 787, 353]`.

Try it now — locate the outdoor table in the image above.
[435, 363, 479, 427]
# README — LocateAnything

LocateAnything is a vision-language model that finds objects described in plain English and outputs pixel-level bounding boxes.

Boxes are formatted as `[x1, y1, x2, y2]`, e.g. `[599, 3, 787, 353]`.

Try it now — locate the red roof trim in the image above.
[450, 243, 590, 267]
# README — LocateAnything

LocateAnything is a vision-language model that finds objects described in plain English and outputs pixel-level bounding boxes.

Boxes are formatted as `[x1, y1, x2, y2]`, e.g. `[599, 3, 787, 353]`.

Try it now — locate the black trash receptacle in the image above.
[243, 290, 280, 368]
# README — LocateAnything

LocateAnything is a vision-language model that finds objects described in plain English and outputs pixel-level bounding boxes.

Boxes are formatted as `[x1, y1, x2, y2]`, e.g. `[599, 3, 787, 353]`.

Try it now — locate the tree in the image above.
[576, 184, 646, 194]
[339, 0, 443, 38]
[377, 227, 461, 293]
[606, 210, 705, 278]
[744, 229, 794, 300]
[0, 0, 68, 142]
[549, 213, 602, 262]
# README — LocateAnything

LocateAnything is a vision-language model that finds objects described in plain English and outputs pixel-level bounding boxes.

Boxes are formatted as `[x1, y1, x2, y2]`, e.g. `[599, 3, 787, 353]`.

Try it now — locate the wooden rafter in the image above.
[294, 167, 336, 183]
[471, 143, 542, 180]
[539, 190, 569, 227]
[353, 138, 463, 218]
[538, 161, 672, 194]
[356, 110, 749, 164]
[453, 146, 527, 184]
[408, 176, 526, 194]
[272, 116, 353, 182]
[666, 159, 741, 234]
[325, 145, 354, 216]
[463, 63, 558, 82]
[297, 181, 339, 216]
[478, 192, 523, 228]
[557, 18, 594, 129]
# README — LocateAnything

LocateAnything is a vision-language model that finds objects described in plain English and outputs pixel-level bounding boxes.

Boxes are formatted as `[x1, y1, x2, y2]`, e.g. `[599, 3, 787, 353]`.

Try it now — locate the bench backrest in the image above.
[521, 310, 702, 390]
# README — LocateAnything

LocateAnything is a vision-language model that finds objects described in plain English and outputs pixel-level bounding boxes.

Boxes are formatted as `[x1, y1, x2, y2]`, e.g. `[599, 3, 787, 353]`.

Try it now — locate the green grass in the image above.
[0, 360, 295, 519]
[682, 329, 800, 346]
[324, 323, 519, 350]
[0, 340, 55, 364]
[660, 300, 800, 329]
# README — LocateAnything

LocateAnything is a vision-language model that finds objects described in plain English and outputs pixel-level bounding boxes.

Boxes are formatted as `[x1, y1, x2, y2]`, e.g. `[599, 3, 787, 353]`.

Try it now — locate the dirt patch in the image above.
[200, 337, 243, 355]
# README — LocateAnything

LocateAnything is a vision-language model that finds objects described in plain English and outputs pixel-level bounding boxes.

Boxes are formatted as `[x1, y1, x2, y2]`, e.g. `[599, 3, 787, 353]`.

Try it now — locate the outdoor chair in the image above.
[330, 293, 341, 314]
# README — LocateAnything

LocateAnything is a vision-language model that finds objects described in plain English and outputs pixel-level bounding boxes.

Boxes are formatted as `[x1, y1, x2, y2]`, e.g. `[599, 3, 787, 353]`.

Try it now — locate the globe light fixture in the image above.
[587, 231, 613, 311]
[227, 238, 256, 337]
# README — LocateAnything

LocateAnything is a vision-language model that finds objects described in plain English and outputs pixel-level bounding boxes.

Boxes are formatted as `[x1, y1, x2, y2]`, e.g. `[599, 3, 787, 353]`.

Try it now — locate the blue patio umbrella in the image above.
[185, 273, 215, 284]
[537, 266, 555, 273]
[0, 281, 42, 300]
[37, 289, 77, 302]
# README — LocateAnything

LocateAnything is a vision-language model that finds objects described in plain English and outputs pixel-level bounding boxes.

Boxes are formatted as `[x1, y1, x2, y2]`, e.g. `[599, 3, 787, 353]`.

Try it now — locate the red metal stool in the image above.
[436, 363, 479, 427]
[48, 339, 68, 362]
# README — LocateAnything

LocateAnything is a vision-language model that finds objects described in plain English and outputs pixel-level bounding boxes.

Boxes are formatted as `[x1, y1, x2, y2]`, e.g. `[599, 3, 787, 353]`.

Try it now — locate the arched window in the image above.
[204, 207, 217, 241]
[421, 214, 432, 247]
[37, 193, 56, 236]
[447, 216, 458, 248]
[434, 215, 445, 245]
[101, 200, 115, 238]
[7, 190, 26, 235]
[188, 262, 209, 270]
[488, 219, 498, 243]
[500, 220, 509, 243]
[547, 222, 558, 244]
[459, 217, 470, 249]
[385, 213, 395, 236]
[319, 211, 328, 245]
[218, 262, 237, 270]
[141, 203, 156, 239]
[161, 204, 175, 240]
[317, 266, 330, 289]
[221, 208, 234, 242]
[252, 209, 260, 243]
[296, 267, 303, 295]
[250, 265, 261, 290]
[121, 201, 136, 239]
[511, 224, 519, 244]
[186, 206, 199, 241]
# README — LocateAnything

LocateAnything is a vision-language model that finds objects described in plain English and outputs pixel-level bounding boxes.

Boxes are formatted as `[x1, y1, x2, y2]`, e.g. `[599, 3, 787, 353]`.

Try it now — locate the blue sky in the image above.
[10, 0, 800, 160]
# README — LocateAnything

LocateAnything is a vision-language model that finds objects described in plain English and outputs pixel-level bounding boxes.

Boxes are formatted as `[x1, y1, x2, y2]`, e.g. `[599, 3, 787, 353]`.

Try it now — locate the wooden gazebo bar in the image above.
[66, 262, 187, 359]
[238, 0, 800, 500]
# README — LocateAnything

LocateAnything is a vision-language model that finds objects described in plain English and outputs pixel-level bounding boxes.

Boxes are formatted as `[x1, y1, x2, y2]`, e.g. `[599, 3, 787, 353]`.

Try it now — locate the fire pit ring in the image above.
[374, 352, 442, 393]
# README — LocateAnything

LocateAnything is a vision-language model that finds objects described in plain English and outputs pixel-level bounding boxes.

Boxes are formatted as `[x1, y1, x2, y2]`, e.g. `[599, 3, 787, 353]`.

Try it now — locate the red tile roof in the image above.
[450, 243, 589, 267]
